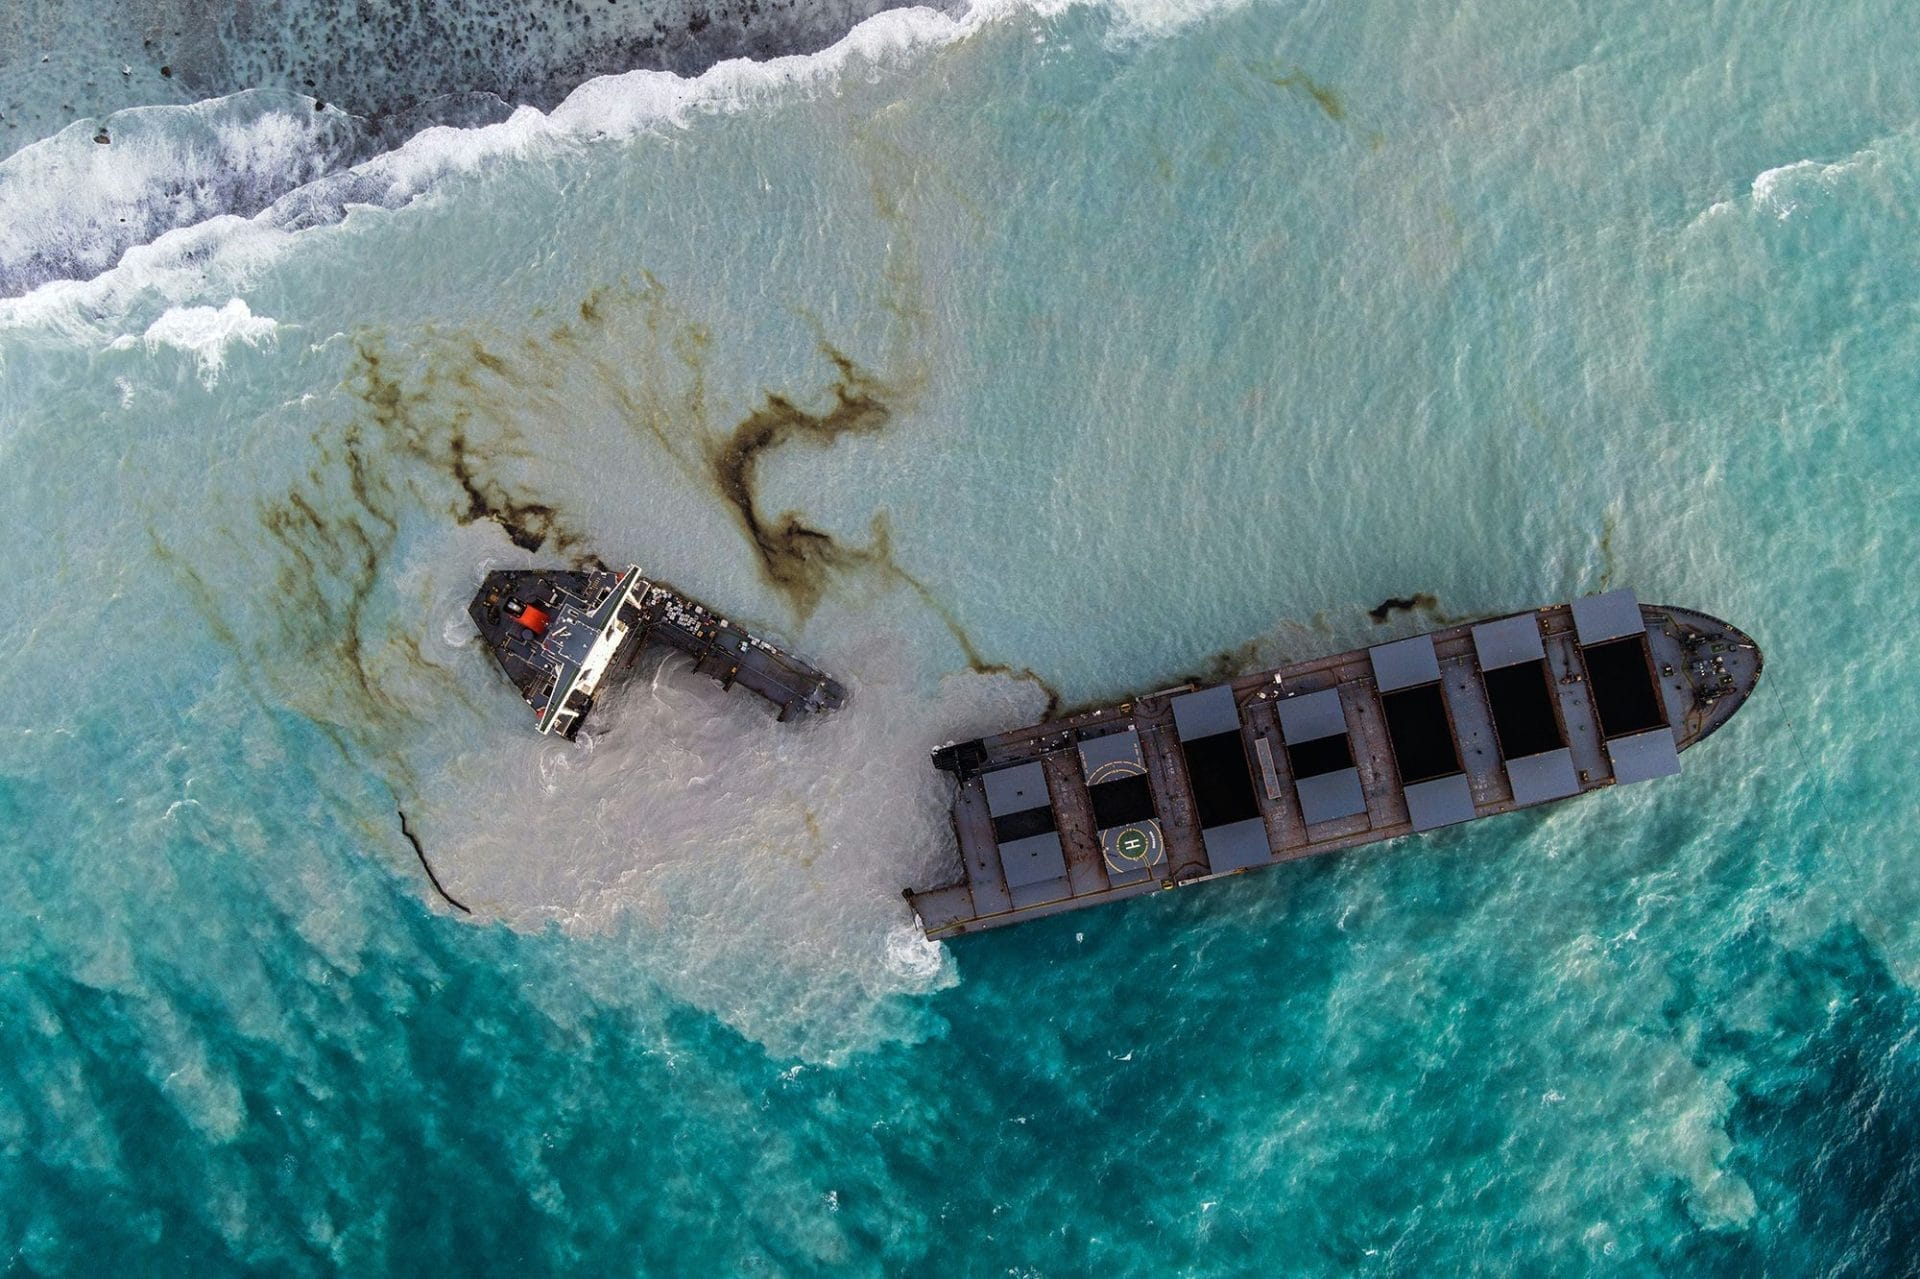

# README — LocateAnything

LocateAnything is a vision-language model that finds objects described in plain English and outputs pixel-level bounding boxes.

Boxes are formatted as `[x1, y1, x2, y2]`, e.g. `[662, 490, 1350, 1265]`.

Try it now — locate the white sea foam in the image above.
[0, 208, 293, 344]
[0, 4, 980, 332]
[440, 608, 475, 649]
[1690, 130, 1916, 231]
[0, 0, 1251, 338]
[112, 298, 280, 386]
[1748, 156, 1853, 221]
[406, 598, 1040, 1060]
[1090, 0, 1250, 39]
[0, 90, 360, 297]
[883, 921, 954, 982]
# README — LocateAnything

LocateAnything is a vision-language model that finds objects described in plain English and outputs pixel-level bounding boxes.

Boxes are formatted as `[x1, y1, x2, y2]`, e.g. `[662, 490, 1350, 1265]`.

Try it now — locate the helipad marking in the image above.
[1102, 820, 1164, 874]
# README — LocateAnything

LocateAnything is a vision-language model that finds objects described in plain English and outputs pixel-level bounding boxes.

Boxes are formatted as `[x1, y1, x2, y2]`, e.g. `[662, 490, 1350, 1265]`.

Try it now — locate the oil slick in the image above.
[1257, 65, 1345, 122]
[1369, 593, 1446, 624]
[704, 345, 895, 620]
[346, 340, 594, 559]
[397, 807, 470, 913]
[144, 279, 1057, 953]
[128, 263, 1087, 967]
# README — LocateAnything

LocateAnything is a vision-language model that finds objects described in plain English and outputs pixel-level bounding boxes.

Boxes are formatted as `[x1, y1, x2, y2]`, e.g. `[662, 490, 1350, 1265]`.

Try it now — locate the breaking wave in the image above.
[1686, 127, 1919, 231]
[0, 0, 1246, 316]
[0, 4, 984, 313]
[109, 298, 279, 386]
[0, 91, 361, 298]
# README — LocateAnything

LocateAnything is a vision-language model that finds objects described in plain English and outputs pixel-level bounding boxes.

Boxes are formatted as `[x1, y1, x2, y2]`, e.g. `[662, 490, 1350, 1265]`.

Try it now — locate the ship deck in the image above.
[471, 564, 845, 737]
[908, 592, 1762, 939]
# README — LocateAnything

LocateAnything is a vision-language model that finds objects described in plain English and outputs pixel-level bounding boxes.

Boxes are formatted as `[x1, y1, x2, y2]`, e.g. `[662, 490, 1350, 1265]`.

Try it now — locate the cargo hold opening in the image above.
[1287, 733, 1353, 779]
[1381, 684, 1461, 784]
[1089, 773, 1155, 829]
[1582, 636, 1667, 739]
[1180, 732, 1261, 829]
[1482, 660, 1565, 759]
[991, 804, 1058, 844]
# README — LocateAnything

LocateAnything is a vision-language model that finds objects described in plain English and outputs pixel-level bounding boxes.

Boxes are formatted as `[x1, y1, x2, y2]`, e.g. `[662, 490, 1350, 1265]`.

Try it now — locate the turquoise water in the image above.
[3, 0, 1919, 1271]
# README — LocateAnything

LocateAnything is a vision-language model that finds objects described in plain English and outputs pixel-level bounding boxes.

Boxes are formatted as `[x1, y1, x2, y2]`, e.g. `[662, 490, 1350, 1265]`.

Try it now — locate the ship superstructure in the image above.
[908, 590, 1761, 939]
[469, 564, 845, 737]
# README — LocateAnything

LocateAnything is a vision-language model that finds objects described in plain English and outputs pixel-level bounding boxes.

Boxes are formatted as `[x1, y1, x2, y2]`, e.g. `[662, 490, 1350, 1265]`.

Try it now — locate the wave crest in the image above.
[0, 90, 362, 298]
[107, 298, 279, 386]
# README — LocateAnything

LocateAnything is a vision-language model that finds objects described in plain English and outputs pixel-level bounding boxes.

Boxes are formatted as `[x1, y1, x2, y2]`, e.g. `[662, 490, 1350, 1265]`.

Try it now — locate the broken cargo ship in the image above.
[908, 589, 1761, 939]
[469, 564, 846, 737]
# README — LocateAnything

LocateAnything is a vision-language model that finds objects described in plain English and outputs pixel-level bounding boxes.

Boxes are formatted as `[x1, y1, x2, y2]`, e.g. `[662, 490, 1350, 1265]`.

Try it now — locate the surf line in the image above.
[396, 807, 472, 915]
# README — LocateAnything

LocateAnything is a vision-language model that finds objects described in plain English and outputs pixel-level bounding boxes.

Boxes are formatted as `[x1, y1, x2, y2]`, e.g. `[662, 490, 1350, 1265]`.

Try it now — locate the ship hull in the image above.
[470, 565, 846, 737]
[908, 592, 1762, 940]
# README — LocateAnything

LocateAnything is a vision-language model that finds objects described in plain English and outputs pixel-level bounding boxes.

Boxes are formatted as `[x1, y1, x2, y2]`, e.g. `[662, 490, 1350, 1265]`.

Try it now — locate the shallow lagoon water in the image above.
[2, 0, 1918, 1271]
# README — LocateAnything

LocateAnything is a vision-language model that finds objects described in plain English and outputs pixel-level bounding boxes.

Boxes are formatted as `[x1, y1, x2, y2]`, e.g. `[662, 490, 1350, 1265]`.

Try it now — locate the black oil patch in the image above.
[1144, 635, 1277, 709]
[1194, 635, 1267, 686]
[615, 302, 1063, 710]
[1369, 593, 1449, 625]
[153, 519, 481, 905]
[876, 531, 1064, 720]
[398, 808, 471, 914]
[1597, 511, 1619, 592]
[258, 470, 394, 717]
[239, 324, 605, 751]
[702, 345, 893, 620]
[257, 279, 1052, 749]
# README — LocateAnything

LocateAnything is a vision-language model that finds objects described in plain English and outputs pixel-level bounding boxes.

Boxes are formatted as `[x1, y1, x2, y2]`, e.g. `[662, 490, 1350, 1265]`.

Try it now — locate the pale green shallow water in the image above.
[2, 0, 1918, 1272]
